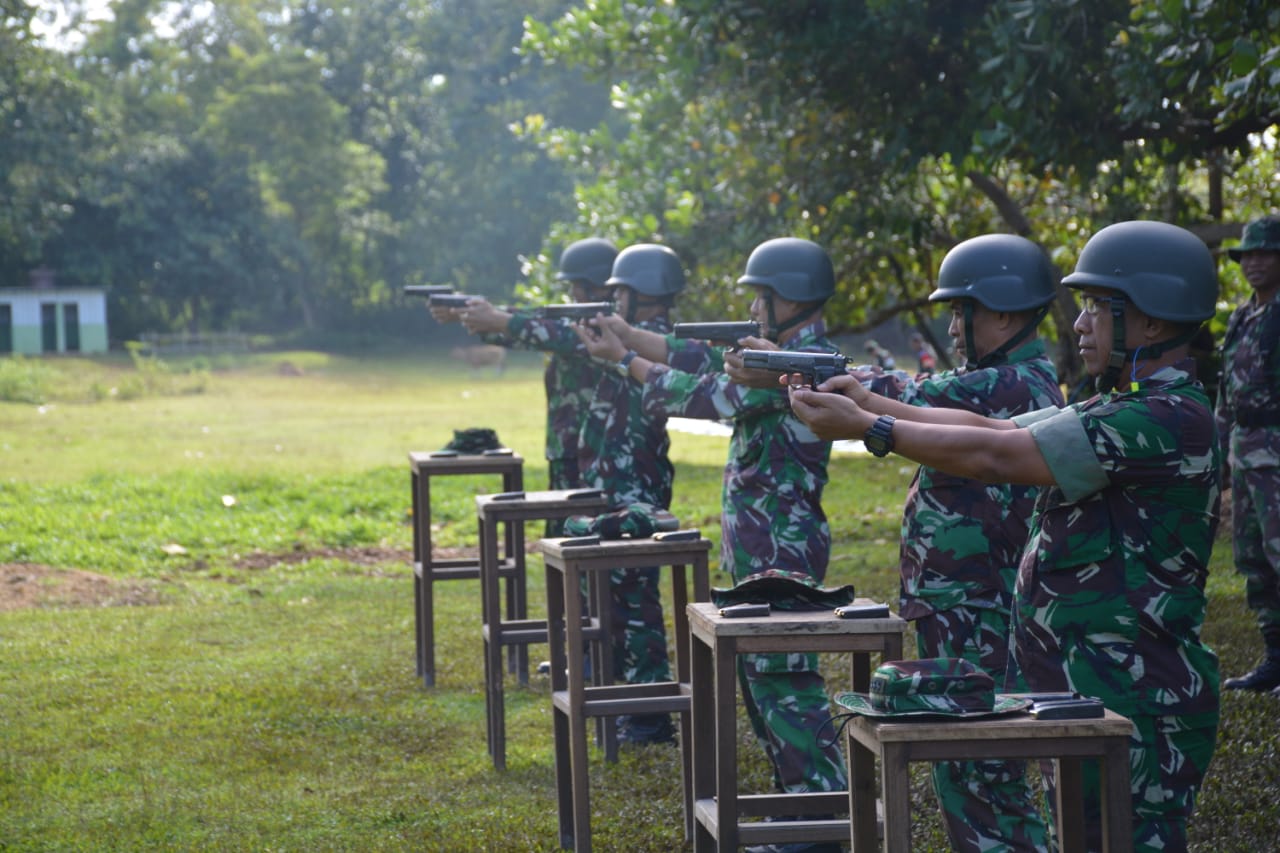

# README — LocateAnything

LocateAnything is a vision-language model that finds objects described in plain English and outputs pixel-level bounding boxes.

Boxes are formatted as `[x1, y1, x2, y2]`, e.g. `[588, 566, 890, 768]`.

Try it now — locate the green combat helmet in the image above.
[605, 243, 686, 321]
[930, 233, 1057, 370]
[736, 237, 835, 339]
[555, 238, 618, 289]
[1062, 220, 1218, 392]
[1228, 215, 1280, 261]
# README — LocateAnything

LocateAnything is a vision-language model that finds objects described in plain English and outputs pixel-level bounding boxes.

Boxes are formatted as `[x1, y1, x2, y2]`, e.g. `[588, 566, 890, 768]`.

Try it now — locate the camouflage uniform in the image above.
[1214, 286, 1280, 645]
[485, 312, 597, 495]
[638, 319, 847, 794]
[1011, 359, 1221, 853]
[868, 339, 1063, 853]
[501, 314, 675, 686]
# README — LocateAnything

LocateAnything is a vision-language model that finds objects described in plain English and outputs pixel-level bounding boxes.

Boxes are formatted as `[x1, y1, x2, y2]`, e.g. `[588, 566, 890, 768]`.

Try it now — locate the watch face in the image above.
[864, 417, 894, 457]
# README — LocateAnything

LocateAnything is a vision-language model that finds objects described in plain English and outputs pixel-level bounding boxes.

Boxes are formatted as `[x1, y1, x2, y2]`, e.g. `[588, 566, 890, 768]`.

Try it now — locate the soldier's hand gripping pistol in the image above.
[740, 349, 851, 389]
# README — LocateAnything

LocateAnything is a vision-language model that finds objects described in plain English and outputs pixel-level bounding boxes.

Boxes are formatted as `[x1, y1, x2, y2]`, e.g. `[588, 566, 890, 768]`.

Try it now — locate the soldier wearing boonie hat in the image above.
[1216, 215, 1280, 694]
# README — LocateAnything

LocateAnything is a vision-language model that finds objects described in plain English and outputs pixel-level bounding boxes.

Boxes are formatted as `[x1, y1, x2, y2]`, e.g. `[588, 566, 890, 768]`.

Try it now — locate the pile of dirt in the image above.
[232, 545, 413, 571]
[0, 546, 496, 611]
[0, 564, 167, 612]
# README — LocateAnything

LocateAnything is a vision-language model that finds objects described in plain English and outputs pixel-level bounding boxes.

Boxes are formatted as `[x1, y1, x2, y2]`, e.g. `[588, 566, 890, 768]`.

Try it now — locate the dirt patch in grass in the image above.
[0, 547, 426, 611]
[231, 545, 415, 571]
[0, 564, 167, 611]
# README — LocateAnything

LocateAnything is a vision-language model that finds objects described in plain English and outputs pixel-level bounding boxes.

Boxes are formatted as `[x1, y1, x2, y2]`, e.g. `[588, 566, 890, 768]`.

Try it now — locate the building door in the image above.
[0, 304, 11, 353]
[41, 303, 58, 352]
[63, 303, 80, 352]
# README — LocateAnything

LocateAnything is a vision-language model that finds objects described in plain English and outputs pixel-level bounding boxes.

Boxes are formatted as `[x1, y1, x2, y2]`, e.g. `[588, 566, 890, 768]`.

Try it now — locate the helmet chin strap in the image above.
[960, 303, 1047, 371]
[627, 294, 671, 325]
[1095, 296, 1130, 393]
[973, 305, 1050, 370]
[764, 295, 818, 341]
[1094, 295, 1198, 393]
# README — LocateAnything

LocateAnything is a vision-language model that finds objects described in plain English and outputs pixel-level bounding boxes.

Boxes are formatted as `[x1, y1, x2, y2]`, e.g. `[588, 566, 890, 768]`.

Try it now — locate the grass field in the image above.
[1, 349, 1277, 851]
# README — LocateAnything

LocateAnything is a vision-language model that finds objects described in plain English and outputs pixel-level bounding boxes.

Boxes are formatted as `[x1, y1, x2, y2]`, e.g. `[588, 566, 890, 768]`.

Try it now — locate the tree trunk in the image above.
[965, 169, 1082, 384]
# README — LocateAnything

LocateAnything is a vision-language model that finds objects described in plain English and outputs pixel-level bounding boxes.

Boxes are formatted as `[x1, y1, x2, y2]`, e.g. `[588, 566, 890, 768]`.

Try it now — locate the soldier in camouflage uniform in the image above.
[1215, 215, 1280, 693]
[445, 240, 683, 745]
[857, 235, 1063, 853]
[791, 221, 1222, 853]
[437, 237, 617, 514]
[579, 243, 684, 744]
[576, 238, 847, 853]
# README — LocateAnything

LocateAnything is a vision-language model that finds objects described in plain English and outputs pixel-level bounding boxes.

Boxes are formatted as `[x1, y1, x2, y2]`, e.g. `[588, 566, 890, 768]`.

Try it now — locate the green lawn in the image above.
[0, 350, 1275, 851]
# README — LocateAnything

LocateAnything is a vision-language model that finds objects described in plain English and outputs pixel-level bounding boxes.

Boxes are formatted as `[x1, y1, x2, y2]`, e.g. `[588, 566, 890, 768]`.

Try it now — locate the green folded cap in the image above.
[562, 503, 679, 540]
[443, 428, 502, 454]
[834, 658, 1029, 719]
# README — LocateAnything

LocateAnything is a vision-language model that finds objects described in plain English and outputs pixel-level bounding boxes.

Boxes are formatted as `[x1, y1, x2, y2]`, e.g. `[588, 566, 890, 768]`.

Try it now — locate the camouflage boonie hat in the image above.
[562, 503, 679, 540]
[834, 658, 1029, 719]
[711, 568, 856, 611]
[443, 428, 502, 454]
[1228, 216, 1280, 261]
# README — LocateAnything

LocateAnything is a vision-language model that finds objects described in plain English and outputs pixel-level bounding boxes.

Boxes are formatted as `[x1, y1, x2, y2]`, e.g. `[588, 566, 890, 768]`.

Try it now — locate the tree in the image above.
[519, 0, 1279, 382]
[0, 5, 94, 283]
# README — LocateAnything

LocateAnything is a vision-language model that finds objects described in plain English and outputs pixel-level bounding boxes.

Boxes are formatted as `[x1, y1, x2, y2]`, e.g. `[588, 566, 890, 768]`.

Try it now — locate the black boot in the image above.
[1224, 628, 1280, 692]
[616, 713, 676, 746]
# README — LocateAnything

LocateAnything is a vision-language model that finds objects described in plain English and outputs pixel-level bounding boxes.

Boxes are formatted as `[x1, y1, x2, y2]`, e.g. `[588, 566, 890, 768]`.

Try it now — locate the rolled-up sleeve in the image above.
[1013, 407, 1108, 502]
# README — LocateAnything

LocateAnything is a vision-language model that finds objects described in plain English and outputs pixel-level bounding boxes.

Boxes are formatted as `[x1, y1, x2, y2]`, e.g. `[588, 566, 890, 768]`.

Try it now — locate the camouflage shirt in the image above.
[1214, 290, 1280, 471]
[867, 339, 1064, 620]
[495, 312, 603, 464]
[576, 316, 675, 509]
[639, 319, 835, 583]
[1011, 360, 1221, 717]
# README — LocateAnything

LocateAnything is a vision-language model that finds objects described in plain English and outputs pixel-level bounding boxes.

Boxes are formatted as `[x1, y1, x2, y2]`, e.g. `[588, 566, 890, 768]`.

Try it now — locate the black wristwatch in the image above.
[616, 349, 639, 376]
[863, 415, 896, 458]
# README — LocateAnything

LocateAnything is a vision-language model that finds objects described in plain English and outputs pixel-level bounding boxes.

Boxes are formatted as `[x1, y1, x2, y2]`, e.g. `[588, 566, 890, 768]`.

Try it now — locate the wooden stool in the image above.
[686, 601, 907, 853]
[477, 489, 609, 770]
[409, 450, 523, 688]
[541, 534, 713, 852]
[845, 706, 1134, 852]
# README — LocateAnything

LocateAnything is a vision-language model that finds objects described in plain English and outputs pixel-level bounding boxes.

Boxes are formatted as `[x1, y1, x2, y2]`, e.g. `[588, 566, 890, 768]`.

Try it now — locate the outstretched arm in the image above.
[573, 319, 658, 382]
[589, 314, 670, 364]
[789, 383, 1055, 486]
[458, 298, 513, 336]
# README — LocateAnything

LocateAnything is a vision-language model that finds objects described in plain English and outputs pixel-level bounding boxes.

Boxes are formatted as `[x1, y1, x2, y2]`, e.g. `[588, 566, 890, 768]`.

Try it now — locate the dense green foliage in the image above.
[518, 1, 1280, 381]
[3, 1, 1279, 376]
[7, 0, 603, 340]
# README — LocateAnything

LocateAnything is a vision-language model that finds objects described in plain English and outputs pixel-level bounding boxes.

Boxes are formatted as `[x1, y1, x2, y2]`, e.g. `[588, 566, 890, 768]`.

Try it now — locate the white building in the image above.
[0, 270, 109, 355]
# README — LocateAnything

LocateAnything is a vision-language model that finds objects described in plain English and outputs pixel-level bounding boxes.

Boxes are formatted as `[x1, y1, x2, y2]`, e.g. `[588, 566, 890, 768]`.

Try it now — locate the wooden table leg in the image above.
[713, 635, 739, 850]
[879, 743, 911, 853]
[565, 559, 593, 851]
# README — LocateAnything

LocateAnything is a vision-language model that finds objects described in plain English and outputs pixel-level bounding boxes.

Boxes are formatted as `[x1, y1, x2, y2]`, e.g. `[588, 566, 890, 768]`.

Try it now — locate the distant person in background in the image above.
[864, 339, 895, 370]
[909, 331, 938, 376]
[1216, 215, 1280, 694]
